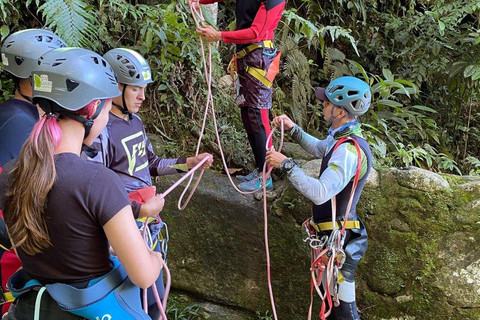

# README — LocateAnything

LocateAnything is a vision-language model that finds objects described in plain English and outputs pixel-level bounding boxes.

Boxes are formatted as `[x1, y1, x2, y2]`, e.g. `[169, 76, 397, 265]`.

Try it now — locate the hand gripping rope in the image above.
[138, 155, 212, 320]
[189, 4, 285, 320]
[303, 137, 362, 320]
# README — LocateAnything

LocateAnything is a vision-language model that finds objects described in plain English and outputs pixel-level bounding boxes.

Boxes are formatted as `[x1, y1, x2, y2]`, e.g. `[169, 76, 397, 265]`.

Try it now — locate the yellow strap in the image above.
[311, 220, 360, 232]
[246, 66, 273, 88]
[4, 291, 13, 303]
[236, 40, 275, 59]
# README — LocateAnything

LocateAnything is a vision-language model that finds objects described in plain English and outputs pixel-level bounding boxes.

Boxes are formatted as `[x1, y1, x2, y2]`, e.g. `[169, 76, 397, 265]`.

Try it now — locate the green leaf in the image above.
[472, 69, 480, 81]
[378, 99, 403, 108]
[410, 105, 438, 113]
[464, 65, 476, 78]
[432, 42, 441, 56]
[438, 20, 445, 35]
[0, 25, 9, 41]
[382, 68, 394, 82]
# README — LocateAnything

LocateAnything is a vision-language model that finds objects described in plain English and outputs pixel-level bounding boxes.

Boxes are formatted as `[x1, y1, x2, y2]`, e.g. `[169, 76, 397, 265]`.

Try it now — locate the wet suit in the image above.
[200, 0, 285, 171]
[0, 98, 39, 315]
[287, 122, 371, 320]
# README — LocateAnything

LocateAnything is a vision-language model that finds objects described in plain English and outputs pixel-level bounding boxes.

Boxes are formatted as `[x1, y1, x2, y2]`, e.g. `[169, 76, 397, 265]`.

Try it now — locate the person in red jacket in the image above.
[190, 0, 285, 192]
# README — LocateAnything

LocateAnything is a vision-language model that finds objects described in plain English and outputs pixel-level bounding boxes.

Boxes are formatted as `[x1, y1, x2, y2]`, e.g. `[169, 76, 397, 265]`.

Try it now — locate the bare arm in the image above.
[103, 205, 163, 289]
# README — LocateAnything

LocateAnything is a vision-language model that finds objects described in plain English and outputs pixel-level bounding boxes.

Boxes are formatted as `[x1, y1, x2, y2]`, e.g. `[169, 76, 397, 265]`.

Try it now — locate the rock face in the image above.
[155, 165, 480, 320]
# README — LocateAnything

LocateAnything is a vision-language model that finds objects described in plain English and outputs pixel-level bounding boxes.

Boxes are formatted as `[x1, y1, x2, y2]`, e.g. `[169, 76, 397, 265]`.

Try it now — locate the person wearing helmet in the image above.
[0, 48, 163, 320]
[190, 0, 286, 192]
[0, 28, 67, 315]
[87, 48, 212, 317]
[266, 76, 372, 320]
[0, 29, 66, 166]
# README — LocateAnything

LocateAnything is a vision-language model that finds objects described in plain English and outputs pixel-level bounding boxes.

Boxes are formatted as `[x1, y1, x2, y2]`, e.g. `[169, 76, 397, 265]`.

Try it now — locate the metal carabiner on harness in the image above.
[304, 234, 328, 249]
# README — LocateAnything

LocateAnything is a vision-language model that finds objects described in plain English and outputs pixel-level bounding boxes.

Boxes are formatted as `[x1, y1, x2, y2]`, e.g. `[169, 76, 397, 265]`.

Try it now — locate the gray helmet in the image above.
[103, 48, 153, 86]
[32, 47, 121, 111]
[1, 29, 67, 79]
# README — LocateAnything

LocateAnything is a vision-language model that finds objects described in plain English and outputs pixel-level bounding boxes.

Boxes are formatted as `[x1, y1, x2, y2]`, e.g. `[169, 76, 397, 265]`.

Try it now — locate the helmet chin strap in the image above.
[112, 84, 132, 120]
[326, 105, 343, 126]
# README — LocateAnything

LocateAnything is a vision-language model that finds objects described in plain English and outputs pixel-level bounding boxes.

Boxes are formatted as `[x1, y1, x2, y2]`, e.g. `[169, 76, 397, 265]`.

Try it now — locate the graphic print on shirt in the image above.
[121, 131, 148, 176]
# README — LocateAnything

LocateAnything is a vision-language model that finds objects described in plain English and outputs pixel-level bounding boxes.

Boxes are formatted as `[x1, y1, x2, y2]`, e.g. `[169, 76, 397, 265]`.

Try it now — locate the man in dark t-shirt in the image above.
[191, 0, 285, 191]
[0, 29, 66, 166]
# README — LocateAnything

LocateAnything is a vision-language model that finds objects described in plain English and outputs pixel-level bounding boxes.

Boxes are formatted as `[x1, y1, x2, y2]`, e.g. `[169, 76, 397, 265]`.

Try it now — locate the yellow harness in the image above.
[227, 40, 281, 89]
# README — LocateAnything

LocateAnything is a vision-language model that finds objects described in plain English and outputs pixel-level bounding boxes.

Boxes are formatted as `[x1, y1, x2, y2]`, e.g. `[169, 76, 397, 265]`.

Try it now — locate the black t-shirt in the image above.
[0, 153, 130, 284]
[0, 98, 39, 167]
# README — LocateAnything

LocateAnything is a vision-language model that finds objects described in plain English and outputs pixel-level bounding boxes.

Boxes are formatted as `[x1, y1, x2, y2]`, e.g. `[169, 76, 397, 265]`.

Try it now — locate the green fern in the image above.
[37, 0, 98, 48]
[281, 38, 311, 127]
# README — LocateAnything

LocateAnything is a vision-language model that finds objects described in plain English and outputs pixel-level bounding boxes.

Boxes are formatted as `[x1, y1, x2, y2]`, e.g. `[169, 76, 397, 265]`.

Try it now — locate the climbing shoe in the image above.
[237, 168, 259, 182]
[238, 175, 273, 192]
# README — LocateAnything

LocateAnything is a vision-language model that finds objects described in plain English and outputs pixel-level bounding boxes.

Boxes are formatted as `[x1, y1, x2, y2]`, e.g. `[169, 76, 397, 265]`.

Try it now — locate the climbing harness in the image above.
[8, 257, 151, 320]
[302, 137, 362, 320]
[227, 40, 281, 89]
[189, 5, 286, 320]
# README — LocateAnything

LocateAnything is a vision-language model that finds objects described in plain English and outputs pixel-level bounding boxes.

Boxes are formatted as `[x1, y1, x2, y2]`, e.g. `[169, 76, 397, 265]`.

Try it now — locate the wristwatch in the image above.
[280, 158, 297, 174]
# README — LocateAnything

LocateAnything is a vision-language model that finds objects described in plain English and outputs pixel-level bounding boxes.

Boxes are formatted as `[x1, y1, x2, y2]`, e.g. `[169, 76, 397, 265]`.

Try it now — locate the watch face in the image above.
[284, 160, 293, 169]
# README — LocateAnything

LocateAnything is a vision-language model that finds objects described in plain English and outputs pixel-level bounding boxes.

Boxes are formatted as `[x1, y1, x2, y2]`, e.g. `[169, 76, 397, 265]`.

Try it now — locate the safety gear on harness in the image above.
[128, 186, 169, 316]
[227, 40, 281, 89]
[1, 29, 66, 79]
[7, 257, 151, 320]
[323, 77, 371, 116]
[303, 137, 363, 320]
[31, 48, 121, 138]
[103, 48, 153, 119]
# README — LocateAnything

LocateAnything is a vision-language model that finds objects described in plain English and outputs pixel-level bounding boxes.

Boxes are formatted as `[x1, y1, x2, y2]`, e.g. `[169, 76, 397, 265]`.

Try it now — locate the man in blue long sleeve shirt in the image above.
[266, 76, 372, 320]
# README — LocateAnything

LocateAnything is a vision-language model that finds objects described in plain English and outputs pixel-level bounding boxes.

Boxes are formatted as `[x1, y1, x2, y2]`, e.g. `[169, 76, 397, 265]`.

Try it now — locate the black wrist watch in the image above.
[280, 158, 297, 174]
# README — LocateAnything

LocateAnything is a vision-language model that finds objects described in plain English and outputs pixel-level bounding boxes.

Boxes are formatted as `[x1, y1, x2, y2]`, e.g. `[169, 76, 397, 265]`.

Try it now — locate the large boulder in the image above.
[155, 165, 480, 320]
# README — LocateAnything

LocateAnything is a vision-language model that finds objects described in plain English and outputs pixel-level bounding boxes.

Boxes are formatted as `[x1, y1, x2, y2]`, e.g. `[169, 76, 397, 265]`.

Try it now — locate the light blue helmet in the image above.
[324, 76, 371, 116]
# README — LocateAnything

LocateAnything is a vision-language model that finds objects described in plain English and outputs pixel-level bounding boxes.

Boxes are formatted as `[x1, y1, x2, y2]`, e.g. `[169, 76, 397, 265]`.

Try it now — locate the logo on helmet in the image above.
[33, 74, 53, 93]
[1, 53, 8, 66]
[142, 70, 151, 81]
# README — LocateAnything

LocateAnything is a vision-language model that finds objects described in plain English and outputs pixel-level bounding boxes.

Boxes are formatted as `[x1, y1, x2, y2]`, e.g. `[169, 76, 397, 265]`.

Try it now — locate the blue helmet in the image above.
[324, 76, 371, 116]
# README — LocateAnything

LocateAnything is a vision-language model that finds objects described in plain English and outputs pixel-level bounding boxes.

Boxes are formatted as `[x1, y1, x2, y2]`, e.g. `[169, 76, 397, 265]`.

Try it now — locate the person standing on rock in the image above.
[266, 76, 372, 320]
[189, 0, 285, 192]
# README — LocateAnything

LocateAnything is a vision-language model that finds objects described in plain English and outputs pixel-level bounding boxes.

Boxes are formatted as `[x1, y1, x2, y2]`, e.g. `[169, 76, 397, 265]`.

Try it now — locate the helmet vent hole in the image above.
[121, 58, 129, 65]
[92, 57, 99, 64]
[46, 36, 53, 43]
[135, 74, 140, 79]
[14, 56, 24, 65]
[347, 90, 359, 97]
[328, 85, 344, 93]
[101, 59, 107, 67]
[52, 58, 66, 67]
[35, 36, 43, 42]
[66, 79, 79, 92]
[129, 70, 136, 77]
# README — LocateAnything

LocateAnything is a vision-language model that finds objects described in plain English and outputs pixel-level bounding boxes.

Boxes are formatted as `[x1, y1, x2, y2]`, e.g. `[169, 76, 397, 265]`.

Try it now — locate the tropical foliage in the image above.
[0, 0, 479, 174]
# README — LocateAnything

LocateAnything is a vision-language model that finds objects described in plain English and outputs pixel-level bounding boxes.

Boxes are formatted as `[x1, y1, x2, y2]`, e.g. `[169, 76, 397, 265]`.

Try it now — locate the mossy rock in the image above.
[154, 166, 480, 319]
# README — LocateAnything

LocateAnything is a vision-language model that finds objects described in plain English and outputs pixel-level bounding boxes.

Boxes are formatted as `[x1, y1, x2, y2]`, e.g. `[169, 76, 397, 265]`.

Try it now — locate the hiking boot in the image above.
[238, 175, 273, 192]
[237, 168, 259, 182]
